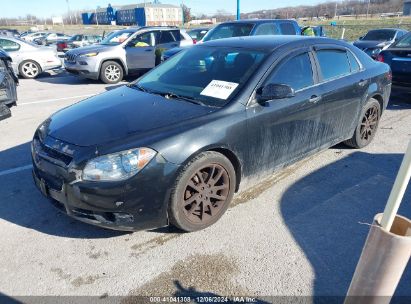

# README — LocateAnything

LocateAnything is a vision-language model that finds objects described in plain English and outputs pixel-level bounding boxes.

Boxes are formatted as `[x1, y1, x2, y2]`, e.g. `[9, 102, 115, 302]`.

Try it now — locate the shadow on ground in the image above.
[0, 142, 126, 239]
[280, 152, 411, 298]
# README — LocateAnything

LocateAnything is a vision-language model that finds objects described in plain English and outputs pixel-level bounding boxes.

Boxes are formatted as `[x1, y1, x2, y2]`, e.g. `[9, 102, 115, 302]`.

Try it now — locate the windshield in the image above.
[100, 31, 133, 45]
[363, 30, 396, 41]
[394, 34, 411, 48]
[135, 46, 269, 107]
[202, 23, 254, 42]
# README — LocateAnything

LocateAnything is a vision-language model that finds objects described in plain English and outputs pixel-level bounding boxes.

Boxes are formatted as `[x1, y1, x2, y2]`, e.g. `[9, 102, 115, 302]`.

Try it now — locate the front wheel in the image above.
[344, 98, 381, 148]
[100, 61, 123, 84]
[169, 152, 236, 232]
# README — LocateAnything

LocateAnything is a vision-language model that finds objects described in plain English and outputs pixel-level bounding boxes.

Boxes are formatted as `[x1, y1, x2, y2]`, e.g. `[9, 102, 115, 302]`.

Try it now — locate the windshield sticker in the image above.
[200, 80, 239, 100]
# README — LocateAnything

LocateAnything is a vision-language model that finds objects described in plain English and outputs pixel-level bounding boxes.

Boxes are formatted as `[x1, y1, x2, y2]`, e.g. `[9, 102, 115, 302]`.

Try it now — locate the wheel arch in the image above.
[370, 93, 384, 114]
[18, 59, 42, 75]
[174, 145, 243, 193]
[99, 58, 127, 76]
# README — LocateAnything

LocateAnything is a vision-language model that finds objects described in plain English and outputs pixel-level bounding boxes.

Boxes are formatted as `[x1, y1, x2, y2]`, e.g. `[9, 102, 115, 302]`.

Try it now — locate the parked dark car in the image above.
[56, 34, 102, 52]
[377, 32, 411, 88]
[162, 19, 301, 61]
[32, 36, 391, 232]
[0, 29, 20, 38]
[353, 28, 408, 58]
[0, 49, 18, 121]
[186, 27, 210, 43]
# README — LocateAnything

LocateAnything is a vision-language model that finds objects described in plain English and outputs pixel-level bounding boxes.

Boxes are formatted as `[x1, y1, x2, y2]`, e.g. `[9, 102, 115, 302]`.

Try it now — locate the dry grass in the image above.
[11, 16, 411, 41]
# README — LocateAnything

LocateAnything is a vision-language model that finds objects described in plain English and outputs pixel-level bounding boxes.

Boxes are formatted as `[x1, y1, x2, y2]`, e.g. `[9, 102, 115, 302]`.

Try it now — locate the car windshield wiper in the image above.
[162, 92, 206, 106]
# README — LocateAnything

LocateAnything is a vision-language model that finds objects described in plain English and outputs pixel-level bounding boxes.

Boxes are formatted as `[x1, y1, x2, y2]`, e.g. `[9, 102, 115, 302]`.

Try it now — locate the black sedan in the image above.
[31, 36, 392, 232]
[353, 28, 408, 58]
[377, 32, 411, 87]
[0, 49, 18, 121]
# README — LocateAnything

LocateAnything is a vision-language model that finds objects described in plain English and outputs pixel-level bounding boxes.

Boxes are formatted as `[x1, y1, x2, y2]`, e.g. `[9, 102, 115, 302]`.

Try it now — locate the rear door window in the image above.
[266, 52, 314, 91]
[160, 31, 179, 44]
[0, 39, 20, 52]
[254, 23, 279, 35]
[316, 49, 351, 81]
[279, 22, 297, 35]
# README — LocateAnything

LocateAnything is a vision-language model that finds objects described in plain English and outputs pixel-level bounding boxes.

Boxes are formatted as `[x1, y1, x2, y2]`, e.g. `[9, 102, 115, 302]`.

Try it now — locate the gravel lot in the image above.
[0, 70, 410, 300]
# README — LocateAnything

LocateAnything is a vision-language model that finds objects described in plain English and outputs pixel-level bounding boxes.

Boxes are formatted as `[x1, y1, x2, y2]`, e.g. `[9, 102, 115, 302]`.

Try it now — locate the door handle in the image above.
[309, 95, 321, 103]
[145, 49, 153, 52]
[358, 79, 368, 87]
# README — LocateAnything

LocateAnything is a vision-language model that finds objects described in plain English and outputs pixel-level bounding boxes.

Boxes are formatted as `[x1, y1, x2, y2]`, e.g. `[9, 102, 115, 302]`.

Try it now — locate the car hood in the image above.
[353, 40, 391, 49]
[46, 85, 215, 147]
[67, 44, 117, 55]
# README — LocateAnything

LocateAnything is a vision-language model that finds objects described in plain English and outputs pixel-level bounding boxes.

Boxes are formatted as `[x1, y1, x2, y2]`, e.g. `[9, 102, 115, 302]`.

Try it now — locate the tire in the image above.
[169, 151, 236, 232]
[344, 98, 381, 149]
[100, 61, 123, 84]
[19, 60, 41, 79]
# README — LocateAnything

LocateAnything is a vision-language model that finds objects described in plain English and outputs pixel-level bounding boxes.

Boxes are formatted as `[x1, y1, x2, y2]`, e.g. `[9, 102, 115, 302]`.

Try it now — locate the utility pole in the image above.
[95, 8, 99, 26]
[237, 0, 240, 20]
[334, 1, 338, 18]
[366, 0, 371, 19]
[66, 0, 72, 24]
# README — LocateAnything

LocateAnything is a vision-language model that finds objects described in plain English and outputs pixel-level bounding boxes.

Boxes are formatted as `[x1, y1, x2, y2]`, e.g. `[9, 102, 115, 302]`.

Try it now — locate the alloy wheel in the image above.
[104, 65, 121, 82]
[22, 62, 39, 78]
[360, 105, 379, 141]
[182, 164, 230, 225]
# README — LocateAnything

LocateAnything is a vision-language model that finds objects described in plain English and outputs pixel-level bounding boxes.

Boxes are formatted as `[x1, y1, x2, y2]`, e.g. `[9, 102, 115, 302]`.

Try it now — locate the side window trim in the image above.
[247, 47, 316, 107]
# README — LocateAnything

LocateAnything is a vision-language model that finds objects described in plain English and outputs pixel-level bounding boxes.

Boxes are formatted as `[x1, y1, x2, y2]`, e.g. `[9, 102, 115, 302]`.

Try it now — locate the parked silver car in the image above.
[0, 36, 61, 78]
[64, 26, 193, 84]
[21, 32, 49, 42]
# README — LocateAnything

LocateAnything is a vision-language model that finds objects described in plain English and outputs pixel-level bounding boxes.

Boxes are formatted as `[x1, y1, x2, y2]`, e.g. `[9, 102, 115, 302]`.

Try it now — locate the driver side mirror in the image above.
[257, 84, 295, 102]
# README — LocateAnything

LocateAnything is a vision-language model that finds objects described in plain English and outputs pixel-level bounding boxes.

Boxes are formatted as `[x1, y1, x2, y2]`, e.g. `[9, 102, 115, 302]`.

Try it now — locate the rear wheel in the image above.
[19, 60, 41, 79]
[344, 98, 381, 148]
[100, 61, 123, 84]
[169, 152, 236, 232]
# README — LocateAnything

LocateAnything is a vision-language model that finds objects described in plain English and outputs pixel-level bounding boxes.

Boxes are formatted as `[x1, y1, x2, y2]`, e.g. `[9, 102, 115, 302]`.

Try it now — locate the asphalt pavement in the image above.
[0, 71, 410, 300]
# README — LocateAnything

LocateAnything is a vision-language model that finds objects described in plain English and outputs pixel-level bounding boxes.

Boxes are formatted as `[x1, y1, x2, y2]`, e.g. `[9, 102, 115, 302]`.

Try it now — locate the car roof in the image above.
[200, 35, 341, 50]
[219, 19, 297, 25]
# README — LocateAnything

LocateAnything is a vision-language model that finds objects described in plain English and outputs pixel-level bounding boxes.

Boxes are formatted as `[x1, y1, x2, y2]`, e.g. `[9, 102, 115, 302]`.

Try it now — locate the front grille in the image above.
[65, 53, 78, 62]
[33, 165, 63, 191]
[33, 137, 73, 167]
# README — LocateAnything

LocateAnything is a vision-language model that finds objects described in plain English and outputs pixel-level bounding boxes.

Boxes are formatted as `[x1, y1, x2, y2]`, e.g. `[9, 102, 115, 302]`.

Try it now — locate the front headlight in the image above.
[82, 148, 157, 181]
[79, 52, 99, 57]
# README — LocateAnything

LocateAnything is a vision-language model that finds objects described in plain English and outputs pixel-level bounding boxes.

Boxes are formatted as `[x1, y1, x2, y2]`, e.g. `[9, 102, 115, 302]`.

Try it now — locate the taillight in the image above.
[387, 70, 392, 82]
[193, 39, 197, 44]
[377, 54, 384, 62]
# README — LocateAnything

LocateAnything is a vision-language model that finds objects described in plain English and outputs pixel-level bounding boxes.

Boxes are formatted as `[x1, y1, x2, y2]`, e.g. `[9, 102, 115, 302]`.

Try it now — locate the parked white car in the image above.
[21, 32, 49, 42]
[0, 36, 61, 78]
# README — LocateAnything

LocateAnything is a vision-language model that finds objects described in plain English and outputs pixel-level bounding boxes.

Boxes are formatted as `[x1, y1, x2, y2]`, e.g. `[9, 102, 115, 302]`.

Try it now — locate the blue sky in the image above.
[0, 0, 316, 18]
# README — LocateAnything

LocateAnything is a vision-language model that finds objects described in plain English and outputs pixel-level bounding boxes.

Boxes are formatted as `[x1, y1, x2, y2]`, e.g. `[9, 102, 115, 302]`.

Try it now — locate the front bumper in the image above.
[64, 57, 100, 80]
[31, 136, 179, 231]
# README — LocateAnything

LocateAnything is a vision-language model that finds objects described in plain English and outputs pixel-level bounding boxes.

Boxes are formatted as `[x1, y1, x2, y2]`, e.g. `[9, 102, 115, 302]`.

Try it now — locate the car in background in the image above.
[0, 36, 61, 79]
[353, 28, 408, 58]
[186, 27, 210, 44]
[0, 29, 20, 38]
[34, 33, 71, 46]
[64, 26, 193, 84]
[377, 32, 411, 88]
[32, 36, 391, 232]
[162, 19, 301, 61]
[21, 31, 49, 42]
[0, 49, 18, 121]
[56, 34, 102, 52]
